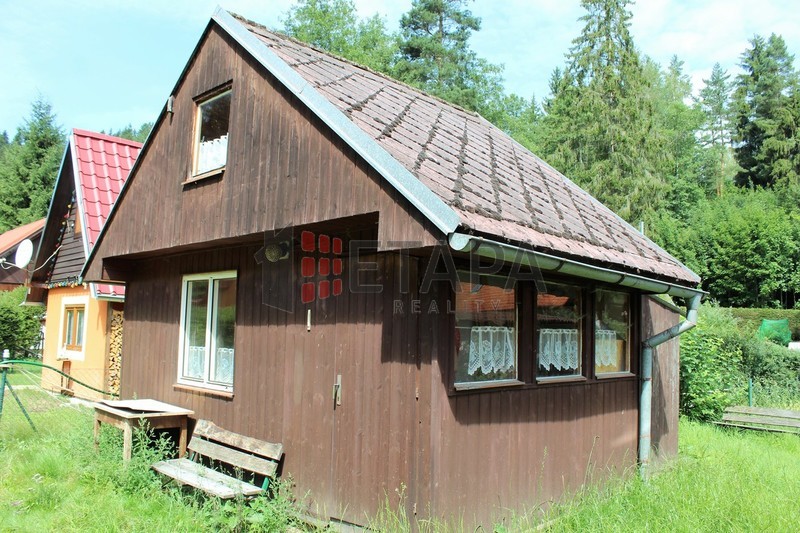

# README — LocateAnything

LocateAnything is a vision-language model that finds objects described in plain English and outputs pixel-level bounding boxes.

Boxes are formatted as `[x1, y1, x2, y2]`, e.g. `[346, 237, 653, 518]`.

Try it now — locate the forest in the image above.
[1, 0, 799, 310]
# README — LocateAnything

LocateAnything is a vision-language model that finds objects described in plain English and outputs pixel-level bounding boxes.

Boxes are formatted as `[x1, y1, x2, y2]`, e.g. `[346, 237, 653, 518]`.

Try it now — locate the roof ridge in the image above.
[72, 128, 144, 148]
[228, 10, 483, 119]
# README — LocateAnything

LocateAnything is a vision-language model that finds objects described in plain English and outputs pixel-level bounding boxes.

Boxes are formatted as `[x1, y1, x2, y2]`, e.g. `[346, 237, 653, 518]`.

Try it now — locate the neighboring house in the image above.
[28, 129, 141, 399]
[83, 10, 702, 528]
[0, 218, 45, 291]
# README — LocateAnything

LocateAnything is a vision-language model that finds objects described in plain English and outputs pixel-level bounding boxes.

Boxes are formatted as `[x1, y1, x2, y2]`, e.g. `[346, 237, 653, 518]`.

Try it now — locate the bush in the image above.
[729, 307, 800, 340]
[680, 325, 745, 421]
[0, 286, 42, 356]
[680, 304, 800, 419]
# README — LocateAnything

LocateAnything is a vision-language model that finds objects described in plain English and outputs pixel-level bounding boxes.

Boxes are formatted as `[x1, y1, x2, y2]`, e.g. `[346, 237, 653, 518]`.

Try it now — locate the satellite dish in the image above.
[14, 239, 34, 269]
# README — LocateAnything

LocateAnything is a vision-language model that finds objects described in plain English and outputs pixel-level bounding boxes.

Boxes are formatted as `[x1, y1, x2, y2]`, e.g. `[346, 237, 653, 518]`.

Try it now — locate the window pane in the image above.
[75, 309, 85, 347]
[211, 278, 236, 385]
[65, 309, 75, 346]
[196, 92, 230, 174]
[595, 290, 630, 374]
[454, 280, 517, 385]
[537, 284, 583, 378]
[184, 280, 209, 380]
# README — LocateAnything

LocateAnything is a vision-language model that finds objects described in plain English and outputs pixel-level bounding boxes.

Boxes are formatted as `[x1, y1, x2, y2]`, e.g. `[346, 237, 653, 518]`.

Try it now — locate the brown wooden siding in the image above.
[643, 296, 681, 460]
[86, 24, 440, 282]
[120, 242, 678, 529]
[420, 279, 640, 527]
[121, 245, 424, 525]
[49, 201, 86, 282]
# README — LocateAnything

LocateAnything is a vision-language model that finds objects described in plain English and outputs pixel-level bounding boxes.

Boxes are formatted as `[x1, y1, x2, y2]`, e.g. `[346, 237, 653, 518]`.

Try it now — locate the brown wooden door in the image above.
[328, 254, 421, 526]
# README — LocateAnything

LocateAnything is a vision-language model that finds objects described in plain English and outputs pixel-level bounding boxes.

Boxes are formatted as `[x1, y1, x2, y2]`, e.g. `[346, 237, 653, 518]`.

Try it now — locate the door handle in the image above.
[332, 374, 342, 407]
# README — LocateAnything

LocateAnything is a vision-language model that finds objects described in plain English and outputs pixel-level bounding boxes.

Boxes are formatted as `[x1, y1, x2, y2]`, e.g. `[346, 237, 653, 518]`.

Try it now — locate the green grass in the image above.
[528, 419, 800, 532]
[0, 404, 314, 532]
[2, 398, 800, 532]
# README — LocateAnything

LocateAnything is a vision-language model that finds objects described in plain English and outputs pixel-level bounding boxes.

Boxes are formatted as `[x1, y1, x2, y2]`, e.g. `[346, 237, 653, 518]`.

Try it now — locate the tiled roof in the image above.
[71, 129, 142, 298]
[72, 129, 142, 249]
[237, 16, 699, 287]
[0, 218, 44, 257]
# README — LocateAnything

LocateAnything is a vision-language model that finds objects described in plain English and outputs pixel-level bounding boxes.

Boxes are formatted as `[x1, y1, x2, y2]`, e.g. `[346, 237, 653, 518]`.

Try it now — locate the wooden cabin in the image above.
[0, 219, 44, 292]
[83, 10, 701, 528]
[28, 129, 140, 399]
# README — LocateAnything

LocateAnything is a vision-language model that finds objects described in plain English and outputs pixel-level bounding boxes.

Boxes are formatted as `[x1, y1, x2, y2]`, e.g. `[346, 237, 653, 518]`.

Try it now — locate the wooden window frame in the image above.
[177, 270, 237, 393]
[63, 305, 85, 351]
[449, 274, 638, 395]
[58, 296, 89, 361]
[452, 272, 523, 391]
[189, 84, 232, 182]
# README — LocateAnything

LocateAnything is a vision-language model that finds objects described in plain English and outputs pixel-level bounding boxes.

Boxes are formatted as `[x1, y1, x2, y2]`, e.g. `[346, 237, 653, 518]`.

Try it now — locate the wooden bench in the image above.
[716, 406, 800, 435]
[152, 419, 283, 499]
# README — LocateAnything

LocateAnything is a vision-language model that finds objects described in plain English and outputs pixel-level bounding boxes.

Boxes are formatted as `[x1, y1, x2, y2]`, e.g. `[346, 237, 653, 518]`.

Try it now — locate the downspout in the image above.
[639, 292, 701, 480]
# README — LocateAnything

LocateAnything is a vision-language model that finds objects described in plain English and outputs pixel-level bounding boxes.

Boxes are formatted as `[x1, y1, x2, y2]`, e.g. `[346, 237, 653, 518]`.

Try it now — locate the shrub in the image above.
[681, 304, 800, 418]
[0, 286, 42, 356]
[729, 307, 800, 340]
[680, 325, 745, 421]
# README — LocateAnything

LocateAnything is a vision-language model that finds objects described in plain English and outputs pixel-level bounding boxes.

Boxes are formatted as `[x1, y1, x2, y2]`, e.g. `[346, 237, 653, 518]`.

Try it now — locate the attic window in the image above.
[193, 89, 231, 177]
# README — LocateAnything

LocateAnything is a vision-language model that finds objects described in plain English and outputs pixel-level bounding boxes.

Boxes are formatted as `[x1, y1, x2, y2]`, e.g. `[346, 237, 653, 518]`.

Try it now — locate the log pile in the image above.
[107, 309, 124, 395]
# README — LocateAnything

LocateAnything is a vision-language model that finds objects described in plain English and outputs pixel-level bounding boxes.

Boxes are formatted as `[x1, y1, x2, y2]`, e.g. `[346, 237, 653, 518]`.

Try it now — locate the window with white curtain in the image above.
[454, 277, 517, 388]
[594, 290, 630, 375]
[536, 283, 584, 379]
[193, 89, 231, 176]
[178, 271, 237, 391]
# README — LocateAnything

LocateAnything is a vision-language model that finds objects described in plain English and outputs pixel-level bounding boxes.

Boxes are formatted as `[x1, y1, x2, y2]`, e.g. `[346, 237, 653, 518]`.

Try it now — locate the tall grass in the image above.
[0, 404, 312, 532]
[532, 419, 800, 532]
[3, 396, 799, 531]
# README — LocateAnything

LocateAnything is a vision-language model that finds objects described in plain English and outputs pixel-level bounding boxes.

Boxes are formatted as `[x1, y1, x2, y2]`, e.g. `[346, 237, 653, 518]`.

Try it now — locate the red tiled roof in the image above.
[0, 218, 45, 257]
[71, 129, 141, 299]
[238, 18, 699, 287]
[72, 129, 142, 249]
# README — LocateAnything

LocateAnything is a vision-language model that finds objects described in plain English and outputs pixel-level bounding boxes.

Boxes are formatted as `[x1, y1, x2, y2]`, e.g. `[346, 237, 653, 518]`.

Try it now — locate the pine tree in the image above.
[0, 98, 65, 231]
[697, 63, 735, 197]
[395, 0, 503, 113]
[732, 34, 800, 189]
[648, 56, 705, 217]
[539, 0, 666, 224]
[106, 122, 153, 144]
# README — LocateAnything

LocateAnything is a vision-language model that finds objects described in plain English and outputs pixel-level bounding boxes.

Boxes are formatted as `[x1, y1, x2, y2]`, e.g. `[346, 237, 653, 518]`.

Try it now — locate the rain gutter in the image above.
[639, 292, 701, 479]
[448, 232, 701, 298]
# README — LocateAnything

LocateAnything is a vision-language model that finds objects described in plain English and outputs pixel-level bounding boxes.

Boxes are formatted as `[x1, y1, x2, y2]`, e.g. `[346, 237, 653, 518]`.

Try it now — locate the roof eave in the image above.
[70, 131, 92, 262]
[449, 232, 703, 299]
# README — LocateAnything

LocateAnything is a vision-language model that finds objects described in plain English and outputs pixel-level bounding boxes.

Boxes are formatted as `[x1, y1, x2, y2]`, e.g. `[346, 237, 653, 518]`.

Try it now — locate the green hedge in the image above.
[728, 308, 800, 340]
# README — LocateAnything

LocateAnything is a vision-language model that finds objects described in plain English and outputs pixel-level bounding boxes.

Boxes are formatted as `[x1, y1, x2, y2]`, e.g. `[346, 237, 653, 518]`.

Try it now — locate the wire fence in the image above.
[0, 361, 108, 438]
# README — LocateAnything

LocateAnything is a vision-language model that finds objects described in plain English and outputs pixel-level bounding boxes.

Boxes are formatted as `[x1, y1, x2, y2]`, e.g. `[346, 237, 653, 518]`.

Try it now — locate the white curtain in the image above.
[538, 328, 579, 371]
[595, 330, 618, 367]
[197, 134, 228, 174]
[187, 346, 206, 379]
[467, 326, 515, 376]
[214, 347, 234, 384]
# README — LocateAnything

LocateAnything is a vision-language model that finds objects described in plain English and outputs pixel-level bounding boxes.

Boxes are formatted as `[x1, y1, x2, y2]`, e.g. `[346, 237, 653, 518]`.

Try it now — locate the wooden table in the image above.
[93, 399, 194, 462]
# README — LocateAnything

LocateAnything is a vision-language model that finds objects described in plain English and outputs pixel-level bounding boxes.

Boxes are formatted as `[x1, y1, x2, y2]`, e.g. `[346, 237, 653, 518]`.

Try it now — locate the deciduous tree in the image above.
[281, 0, 397, 74]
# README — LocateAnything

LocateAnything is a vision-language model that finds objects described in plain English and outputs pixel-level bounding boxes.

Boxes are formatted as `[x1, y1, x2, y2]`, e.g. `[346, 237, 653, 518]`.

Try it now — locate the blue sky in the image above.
[1, 0, 798, 136]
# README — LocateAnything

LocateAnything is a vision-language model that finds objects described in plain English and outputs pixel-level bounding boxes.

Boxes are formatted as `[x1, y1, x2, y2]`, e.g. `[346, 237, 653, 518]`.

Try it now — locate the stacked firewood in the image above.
[107, 309, 124, 395]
